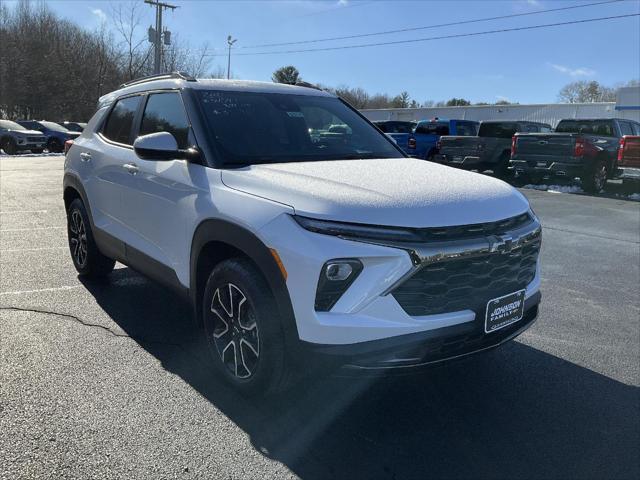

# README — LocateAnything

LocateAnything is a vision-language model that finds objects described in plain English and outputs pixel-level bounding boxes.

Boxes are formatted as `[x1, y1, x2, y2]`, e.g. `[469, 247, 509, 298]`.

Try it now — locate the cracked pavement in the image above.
[1, 156, 639, 479]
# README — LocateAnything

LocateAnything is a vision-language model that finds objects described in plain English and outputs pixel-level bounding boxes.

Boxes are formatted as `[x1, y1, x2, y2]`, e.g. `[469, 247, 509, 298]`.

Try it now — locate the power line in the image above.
[230, 13, 639, 56]
[237, 0, 624, 49]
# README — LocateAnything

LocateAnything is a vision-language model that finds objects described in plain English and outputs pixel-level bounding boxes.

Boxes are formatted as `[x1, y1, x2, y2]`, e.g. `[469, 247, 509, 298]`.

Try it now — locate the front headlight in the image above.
[293, 215, 421, 242]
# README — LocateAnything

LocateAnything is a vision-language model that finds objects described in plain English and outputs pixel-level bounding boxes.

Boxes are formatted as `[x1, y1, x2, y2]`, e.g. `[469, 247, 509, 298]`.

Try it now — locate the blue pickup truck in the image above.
[406, 119, 478, 159]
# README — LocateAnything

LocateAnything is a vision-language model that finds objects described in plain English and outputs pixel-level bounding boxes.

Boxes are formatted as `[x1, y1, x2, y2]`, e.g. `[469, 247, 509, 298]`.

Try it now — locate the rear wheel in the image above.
[493, 151, 512, 178]
[582, 158, 608, 193]
[1, 138, 17, 155]
[202, 258, 292, 396]
[66, 198, 115, 277]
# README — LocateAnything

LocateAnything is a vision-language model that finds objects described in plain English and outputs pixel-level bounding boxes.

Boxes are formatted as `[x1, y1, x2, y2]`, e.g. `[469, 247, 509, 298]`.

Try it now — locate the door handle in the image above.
[122, 163, 139, 175]
[79, 152, 91, 162]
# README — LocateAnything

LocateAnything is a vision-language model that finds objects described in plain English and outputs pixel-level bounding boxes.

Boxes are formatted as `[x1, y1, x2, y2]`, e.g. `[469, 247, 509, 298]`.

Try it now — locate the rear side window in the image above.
[619, 121, 634, 136]
[478, 122, 517, 138]
[555, 120, 615, 137]
[102, 96, 141, 145]
[415, 123, 449, 135]
[632, 123, 640, 135]
[139, 92, 191, 149]
[455, 122, 478, 136]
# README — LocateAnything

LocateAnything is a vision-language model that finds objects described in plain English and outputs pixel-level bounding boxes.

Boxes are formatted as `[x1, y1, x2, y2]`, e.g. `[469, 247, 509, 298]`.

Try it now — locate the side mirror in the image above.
[133, 132, 202, 162]
[134, 132, 179, 160]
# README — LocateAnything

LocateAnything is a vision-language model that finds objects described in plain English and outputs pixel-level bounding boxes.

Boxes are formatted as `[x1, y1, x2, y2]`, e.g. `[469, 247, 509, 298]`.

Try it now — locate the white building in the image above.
[361, 86, 640, 128]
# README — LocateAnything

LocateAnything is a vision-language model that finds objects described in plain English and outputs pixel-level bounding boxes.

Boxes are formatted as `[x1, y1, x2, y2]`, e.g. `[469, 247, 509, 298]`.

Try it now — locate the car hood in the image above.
[221, 158, 530, 227]
[11, 129, 44, 136]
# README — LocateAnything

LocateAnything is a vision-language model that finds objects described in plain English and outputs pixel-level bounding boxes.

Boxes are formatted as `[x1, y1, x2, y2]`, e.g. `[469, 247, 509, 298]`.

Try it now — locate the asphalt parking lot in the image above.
[1, 155, 638, 480]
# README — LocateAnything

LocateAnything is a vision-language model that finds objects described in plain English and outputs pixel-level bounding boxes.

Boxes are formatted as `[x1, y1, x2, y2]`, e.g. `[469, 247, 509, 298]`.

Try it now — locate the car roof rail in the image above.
[294, 81, 324, 91]
[119, 71, 196, 89]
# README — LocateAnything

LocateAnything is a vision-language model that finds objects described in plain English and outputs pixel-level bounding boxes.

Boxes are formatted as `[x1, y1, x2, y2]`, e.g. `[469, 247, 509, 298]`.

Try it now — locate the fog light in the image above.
[325, 262, 353, 281]
[315, 259, 363, 311]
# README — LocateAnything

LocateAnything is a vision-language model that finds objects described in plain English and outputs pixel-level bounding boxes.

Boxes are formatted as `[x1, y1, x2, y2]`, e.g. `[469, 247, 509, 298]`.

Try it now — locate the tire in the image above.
[493, 151, 512, 178]
[511, 173, 532, 187]
[47, 138, 63, 153]
[31, 148, 44, 154]
[581, 158, 608, 194]
[1, 138, 17, 155]
[202, 258, 292, 396]
[66, 198, 115, 277]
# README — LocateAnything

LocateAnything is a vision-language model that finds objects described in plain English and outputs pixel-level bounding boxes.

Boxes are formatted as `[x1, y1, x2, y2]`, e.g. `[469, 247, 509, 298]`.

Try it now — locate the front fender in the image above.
[190, 219, 299, 346]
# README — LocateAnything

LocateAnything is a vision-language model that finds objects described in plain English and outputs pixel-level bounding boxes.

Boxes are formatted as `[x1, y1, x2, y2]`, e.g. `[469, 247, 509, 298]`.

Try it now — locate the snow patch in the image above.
[0, 152, 62, 158]
[522, 184, 584, 194]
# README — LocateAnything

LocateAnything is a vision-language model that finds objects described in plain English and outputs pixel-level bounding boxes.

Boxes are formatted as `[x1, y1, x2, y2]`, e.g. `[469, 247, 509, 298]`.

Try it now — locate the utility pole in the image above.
[145, 0, 178, 74]
[227, 35, 237, 80]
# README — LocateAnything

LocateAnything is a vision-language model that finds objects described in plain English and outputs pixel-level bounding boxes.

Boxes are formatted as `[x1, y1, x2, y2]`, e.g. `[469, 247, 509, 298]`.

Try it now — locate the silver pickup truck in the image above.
[435, 121, 552, 177]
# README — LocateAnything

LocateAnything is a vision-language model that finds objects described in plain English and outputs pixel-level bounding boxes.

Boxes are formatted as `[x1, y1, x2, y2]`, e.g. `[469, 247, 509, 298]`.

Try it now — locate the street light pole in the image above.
[227, 35, 237, 80]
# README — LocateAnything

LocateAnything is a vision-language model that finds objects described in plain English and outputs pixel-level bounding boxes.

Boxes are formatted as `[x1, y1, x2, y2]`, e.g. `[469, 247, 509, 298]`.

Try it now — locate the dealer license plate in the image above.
[485, 289, 526, 333]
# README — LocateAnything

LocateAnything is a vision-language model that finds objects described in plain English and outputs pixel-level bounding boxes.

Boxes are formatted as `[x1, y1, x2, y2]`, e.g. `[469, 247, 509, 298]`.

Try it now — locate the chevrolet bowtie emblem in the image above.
[490, 235, 515, 254]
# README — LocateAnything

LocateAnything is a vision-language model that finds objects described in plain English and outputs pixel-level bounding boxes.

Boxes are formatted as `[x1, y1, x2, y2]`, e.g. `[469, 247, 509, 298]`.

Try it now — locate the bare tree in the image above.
[558, 80, 616, 103]
[110, 1, 152, 81]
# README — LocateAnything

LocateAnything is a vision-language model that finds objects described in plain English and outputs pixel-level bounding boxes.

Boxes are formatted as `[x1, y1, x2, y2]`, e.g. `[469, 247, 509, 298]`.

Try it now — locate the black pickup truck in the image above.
[435, 120, 552, 177]
[510, 118, 640, 193]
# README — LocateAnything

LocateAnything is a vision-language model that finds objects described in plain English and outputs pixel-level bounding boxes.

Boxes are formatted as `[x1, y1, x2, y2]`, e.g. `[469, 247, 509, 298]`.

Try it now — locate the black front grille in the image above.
[393, 236, 540, 316]
[411, 212, 532, 242]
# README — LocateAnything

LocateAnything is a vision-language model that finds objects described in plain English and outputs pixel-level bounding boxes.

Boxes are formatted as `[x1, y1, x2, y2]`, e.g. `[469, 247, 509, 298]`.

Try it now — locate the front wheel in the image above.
[202, 258, 292, 396]
[66, 198, 115, 277]
[47, 138, 63, 153]
[1, 138, 17, 155]
[582, 159, 608, 193]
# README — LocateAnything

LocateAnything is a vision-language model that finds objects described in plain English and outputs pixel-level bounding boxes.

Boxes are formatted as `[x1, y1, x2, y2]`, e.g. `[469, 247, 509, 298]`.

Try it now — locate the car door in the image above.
[124, 90, 200, 276]
[79, 94, 143, 245]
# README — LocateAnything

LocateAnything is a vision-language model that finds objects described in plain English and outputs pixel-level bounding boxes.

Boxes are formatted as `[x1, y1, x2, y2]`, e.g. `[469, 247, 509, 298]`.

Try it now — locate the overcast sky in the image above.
[30, 0, 640, 104]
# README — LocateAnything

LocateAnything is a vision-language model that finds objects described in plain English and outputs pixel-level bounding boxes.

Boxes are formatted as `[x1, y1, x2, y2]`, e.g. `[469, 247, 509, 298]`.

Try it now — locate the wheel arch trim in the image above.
[190, 219, 300, 346]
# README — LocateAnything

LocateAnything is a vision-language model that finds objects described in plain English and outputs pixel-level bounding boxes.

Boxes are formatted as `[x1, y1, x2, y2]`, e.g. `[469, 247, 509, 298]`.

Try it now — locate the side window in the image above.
[102, 96, 141, 145]
[619, 121, 633, 136]
[632, 123, 640, 135]
[523, 124, 539, 133]
[456, 123, 476, 136]
[139, 92, 191, 149]
[540, 125, 553, 133]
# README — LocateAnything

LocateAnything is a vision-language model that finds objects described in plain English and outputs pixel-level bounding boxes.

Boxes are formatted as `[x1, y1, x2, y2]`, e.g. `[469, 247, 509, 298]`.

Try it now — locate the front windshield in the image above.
[196, 90, 404, 165]
[0, 120, 26, 130]
[39, 121, 70, 132]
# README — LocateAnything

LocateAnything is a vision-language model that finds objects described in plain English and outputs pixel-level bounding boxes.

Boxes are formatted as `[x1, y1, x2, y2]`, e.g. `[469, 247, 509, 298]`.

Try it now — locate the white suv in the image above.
[64, 73, 542, 395]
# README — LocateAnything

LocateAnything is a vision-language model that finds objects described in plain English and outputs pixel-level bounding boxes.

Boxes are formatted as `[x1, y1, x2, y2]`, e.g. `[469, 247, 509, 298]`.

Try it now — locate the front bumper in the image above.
[16, 140, 47, 150]
[259, 213, 541, 350]
[304, 291, 540, 369]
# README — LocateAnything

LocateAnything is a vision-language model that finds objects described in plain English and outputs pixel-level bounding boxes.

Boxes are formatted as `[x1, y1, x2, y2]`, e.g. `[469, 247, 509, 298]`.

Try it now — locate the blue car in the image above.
[407, 118, 479, 160]
[16, 120, 81, 153]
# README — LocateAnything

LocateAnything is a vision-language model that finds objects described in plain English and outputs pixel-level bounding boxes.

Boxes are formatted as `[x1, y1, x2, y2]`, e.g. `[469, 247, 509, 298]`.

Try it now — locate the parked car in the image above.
[0, 120, 47, 155]
[16, 120, 81, 153]
[510, 118, 640, 192]
[436, 120, 552, 177]
[57, 121, 87, 132]
[616, 135, 640, 187]
[373, 121, 416, 150]
[64, 73, 541, 395]
[407, 118, 479, 160]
